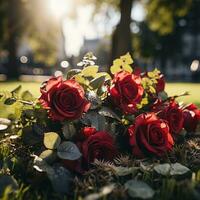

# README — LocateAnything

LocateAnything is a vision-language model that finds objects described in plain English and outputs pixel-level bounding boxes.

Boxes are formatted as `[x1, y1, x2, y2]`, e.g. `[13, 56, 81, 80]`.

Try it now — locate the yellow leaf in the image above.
[122, 64, 133, 73]
[147, 72, 155, 78]
[110, 53, 133, 74]
[82, 65, 99, 77]
[110, 64, 122, 74]
[120, 52, 133, 65]
[95, 72, 111, 81]
[74, 74, 89, 86]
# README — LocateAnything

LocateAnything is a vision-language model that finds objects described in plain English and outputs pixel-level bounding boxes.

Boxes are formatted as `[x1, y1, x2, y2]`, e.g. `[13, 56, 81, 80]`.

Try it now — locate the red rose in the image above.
[183, 103, 200, 132]
[81, 127, 97, 138]
[156, 74, 165, 93]
[128, 113, 174, 158]
[158, 100, 184, 134]
[109, 71, 144, 114]
[80, 131, 118, 166]
[39, 76, 90, 121]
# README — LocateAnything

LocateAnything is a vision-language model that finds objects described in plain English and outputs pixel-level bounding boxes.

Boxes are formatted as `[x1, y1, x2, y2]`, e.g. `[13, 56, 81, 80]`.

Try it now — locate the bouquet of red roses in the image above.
[1, 52, 200, 196]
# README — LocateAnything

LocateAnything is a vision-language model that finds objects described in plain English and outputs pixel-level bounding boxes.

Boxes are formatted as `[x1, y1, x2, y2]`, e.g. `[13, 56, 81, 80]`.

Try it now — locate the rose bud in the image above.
[156, 74, 165, 93]
[183, 103, 200, 132]
[80, 131, 118, 168]
[128, 113, 174, 158]
[81, 127, 97, 138]
[109, 71, 144, 114]
[39, 76, 90, 121]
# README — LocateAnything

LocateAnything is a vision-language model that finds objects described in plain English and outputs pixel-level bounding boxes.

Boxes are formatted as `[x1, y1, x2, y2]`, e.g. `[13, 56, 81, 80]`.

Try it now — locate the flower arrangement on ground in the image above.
[0, 52, 200, 199]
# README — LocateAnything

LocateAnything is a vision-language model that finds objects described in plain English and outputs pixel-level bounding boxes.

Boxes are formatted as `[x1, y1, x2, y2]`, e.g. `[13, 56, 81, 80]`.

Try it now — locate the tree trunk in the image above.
[6, 0, 19, 80]
[111, 0, 133, 61]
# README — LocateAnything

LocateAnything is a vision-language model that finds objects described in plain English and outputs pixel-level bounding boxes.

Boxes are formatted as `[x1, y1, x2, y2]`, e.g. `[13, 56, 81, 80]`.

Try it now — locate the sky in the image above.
[47, 0, 146, 57]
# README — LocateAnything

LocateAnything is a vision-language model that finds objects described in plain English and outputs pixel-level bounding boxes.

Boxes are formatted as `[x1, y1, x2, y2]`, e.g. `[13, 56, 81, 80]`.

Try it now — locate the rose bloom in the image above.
[183, 103, 200, 132]
[156, 74, 165, 93]
[158, 100, 184, 135]
[39, 76, 90, 121]
[128, 113, 174, 158]
[79, 130, 118, 166]
[109, 71, 144, 114]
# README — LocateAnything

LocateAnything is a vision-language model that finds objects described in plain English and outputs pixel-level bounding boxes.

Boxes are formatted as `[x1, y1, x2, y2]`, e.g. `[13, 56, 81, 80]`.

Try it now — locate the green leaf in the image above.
[74, 74, 89, 86]
[66, 69, 81, 79]
[11, 85, 22, 95]
[95, 72, 111, 81]
[43, 132, 61, 150]
[125, 180, 155, 199]
[4, 97, 16, 105]
[62, 122, 76, 140]
[90, 76, 105, 90]
[82, 65, 99, 77]
[21, 90, 34, 101]
[57, 141, 82, 160]
[39, 150, 57, 164]
[98, 107, 121, 121]
[158, 91, 168, 100]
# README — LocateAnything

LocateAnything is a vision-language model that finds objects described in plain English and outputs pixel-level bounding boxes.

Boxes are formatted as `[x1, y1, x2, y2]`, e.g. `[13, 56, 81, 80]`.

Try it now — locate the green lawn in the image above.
[0, 82, 200, 118]
[166, 83, 200, 106]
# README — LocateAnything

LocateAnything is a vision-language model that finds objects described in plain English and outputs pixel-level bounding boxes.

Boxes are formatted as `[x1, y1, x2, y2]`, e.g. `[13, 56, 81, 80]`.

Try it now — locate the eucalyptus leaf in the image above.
[62, 122, 76, 140]
[43, 132, 61, 150]
[0, 118, 11, 125]
[33, 155, 53, 173]
[154, 163, 190, 176]
[98, 107, 121, 121]
[39, 150, 57, 164]
[170, 163, 190, 176]
[84, 184, 115, 200]
[158, 91, 168, 100]
[154, 163, 171, 175]
[0, 175, 18, 196]
[0, 124, 8, 131]
[33, 156, 73, 194]
[83, 111, 106, 131]
[113, 166, 138, 176]
[125, 180, 155, 199]
[47, 165, 73, 194]
[86, 91, 102, 109]
[57, 141, 82, 160]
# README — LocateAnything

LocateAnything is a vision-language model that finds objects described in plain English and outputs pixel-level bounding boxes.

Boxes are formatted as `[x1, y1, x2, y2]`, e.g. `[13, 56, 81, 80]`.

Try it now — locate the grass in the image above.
[0, 81, 199, 104]
[166, 83, 200, 107]
[0, 82, 199, 118]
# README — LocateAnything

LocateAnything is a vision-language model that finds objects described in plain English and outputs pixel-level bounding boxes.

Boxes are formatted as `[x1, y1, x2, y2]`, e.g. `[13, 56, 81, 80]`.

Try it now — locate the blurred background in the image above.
[0, 0, 200, 94]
